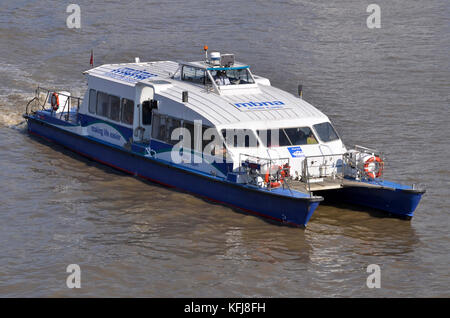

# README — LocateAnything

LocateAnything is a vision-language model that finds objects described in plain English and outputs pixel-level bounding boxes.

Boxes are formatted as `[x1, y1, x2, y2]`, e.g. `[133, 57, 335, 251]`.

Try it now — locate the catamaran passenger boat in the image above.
[23, 49, 425, 227]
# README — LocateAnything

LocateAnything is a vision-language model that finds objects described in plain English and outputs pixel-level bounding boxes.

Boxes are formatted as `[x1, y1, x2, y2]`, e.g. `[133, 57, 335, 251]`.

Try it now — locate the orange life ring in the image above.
[364, 156, 383, 179]
[265, 165, 283, 188]
[269, 181, 281, 188]
[51, 93, 59, 111]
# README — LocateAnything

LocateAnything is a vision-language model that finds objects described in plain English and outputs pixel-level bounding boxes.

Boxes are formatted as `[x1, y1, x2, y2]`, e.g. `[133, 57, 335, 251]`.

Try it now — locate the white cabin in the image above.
[79, 52, 347, 179]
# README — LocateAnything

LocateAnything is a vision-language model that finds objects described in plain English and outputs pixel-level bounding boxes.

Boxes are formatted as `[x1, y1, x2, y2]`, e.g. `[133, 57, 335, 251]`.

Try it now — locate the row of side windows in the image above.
[88, 89, 134, 125]
[151, 113, 215, 149]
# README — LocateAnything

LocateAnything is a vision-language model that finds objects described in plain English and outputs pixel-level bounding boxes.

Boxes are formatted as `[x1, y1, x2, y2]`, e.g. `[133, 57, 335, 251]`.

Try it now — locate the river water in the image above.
[0, 0, 449, 297]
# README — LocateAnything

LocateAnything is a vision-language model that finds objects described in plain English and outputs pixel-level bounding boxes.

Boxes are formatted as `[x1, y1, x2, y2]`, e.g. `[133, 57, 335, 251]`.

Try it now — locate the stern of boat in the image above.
[284, 145, 426, 218]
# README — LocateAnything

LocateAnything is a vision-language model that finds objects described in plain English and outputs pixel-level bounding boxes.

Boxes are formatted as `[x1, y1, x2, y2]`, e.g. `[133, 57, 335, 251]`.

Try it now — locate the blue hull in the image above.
[321, 182, 425, 218]
[25, 116, 322, 227]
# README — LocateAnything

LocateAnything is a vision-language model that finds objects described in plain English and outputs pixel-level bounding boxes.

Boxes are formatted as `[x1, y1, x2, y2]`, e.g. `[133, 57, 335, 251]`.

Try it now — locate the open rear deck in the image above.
[288, 177, 397, 193]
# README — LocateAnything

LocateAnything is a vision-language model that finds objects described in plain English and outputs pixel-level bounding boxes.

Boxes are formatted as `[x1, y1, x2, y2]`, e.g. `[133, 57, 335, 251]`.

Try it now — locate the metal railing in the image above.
[301, 153, 345, 194]
[238, 153, 292, 192]
[294, 146, 385, 192]
[233, 145, 387, 196]
[353, 144, 383, 158]
[344, 145, 385, 181]
[26, 87, 83, 122]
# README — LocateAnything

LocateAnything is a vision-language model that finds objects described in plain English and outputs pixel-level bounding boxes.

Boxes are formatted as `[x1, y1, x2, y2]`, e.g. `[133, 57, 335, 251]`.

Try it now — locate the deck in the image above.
[288, 177, 396, 193]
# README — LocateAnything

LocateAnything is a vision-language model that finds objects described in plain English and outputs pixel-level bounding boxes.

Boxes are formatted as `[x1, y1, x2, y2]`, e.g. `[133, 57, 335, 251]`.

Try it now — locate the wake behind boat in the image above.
[23, 48, 425, 227]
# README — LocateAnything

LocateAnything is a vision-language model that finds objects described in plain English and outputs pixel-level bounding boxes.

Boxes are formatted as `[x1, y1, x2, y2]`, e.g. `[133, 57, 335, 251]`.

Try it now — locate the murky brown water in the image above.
[0, 0, 449, 297]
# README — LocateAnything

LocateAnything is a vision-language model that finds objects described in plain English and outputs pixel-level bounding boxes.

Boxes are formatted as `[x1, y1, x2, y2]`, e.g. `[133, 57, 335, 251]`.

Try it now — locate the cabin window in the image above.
[201, 125, 213, 150]
[151, 114, 166, 141]
[209, 68, 255, 85]
[313, 122, 339, 143]
[183, 122, 195, 147]
[221, 129, 259, 148]
[151, 114, 159, 140]
[89, 89, 96, 114]
[202, 128, 227, 158]
[182, 66, 206, 84]
[225, 68, 254, 84]
[151, 115, 214, 150]
[182, 122, 202, 150]
[182, 122, 216, 151]
[90, 91, 133, 125]
[166, 118, 182, 145]
[109, 95, 121, 122]
[152, 115, 182, 145]
[150, 116, 225, 158]
[284, 127, 318, 145]
[121, 98, 134, 125]
[96, 92, 109, 118]
[150, 115, 169, 143]
[257, 127, 318, 147]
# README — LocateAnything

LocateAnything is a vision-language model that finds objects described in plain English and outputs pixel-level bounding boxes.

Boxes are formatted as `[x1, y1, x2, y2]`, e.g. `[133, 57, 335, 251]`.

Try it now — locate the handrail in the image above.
[347, 145, 385, 180]
[25, 97, 38, 115]
[299, 147, 385, 194]
[27, 86, 83, 121]
[238, 153, 291, 191]
[301, 153, 346, 196]
[36, 86, 77, 99]
[354, 144, 382, 157]
[235, 146, 386, 195]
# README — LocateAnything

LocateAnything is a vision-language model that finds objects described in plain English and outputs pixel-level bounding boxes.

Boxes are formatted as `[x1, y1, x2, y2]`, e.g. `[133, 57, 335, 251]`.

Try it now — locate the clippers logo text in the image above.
[234, 100, 286, 111]
[104, 67, 157, 83]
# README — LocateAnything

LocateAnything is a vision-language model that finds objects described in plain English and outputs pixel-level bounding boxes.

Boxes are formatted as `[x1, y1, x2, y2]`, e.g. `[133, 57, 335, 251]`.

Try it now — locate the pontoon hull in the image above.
[25, 116, 322, 227]
[321, 185, 424, 218]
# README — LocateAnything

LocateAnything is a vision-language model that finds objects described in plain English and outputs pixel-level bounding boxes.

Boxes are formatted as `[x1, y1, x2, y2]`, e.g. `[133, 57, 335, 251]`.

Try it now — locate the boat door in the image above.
[134, 84, 156, 142]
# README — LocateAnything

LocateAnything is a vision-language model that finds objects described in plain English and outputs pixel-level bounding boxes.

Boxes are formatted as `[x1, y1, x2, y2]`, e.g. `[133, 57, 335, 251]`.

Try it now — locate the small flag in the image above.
[90, 50, 94, 67]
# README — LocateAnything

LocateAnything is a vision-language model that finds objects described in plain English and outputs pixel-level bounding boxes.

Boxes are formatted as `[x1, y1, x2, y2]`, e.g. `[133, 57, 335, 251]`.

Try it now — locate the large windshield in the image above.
[257, 127, 318, 147]
[210, 68, 254, 86]
[313, 122, 339, 143]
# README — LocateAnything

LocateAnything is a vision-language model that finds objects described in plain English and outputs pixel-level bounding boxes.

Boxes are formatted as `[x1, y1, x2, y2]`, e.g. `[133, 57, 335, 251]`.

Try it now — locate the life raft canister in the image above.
[364, 156, 383, 179]
[50, 92, 59, 111]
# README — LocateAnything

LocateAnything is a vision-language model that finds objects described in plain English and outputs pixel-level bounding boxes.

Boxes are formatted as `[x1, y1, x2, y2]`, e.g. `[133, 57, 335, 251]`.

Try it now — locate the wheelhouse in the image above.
[72, 50, 346, 181]
[172, 61, 258, 95]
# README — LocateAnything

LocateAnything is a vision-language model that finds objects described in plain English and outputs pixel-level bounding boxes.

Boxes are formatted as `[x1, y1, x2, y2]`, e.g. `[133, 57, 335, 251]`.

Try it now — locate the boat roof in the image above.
[84, 60, 329, 128]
